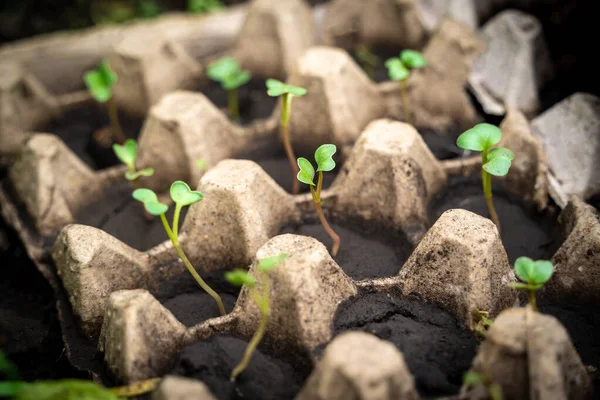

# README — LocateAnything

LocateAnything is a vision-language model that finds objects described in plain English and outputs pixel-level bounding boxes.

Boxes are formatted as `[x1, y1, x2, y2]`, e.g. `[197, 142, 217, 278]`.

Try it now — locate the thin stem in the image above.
[281, 94, 299, 195]
[481, 149, 501, 232]
[528, 290, 537, 312]
[312, 173, 340, 257]
[159, 213, 226, 316]
[107, 97, 126, 144]
[231, 282, 270, 381]
[172, 204, 182, 238]
[228, 88, 239, 123]
[400, 79, 411, 125]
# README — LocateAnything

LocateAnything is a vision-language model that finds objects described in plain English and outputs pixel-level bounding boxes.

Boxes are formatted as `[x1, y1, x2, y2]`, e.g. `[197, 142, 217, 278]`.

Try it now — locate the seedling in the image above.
[463, 371, 503, 400]
[385, 49, 427, 125]
[266, 79, 308, 195]
[355, 43, 380, 79]
[138, 0, 161, 18]
[456, 123, 514, 231]
[196, 158, 207, 170]
[207, 57, 251, 122]
[225, 253, 287, 381]
[112, 139, 154, 185]
[509, 257, 553, 312]
[188, 0, 224, 13]
[133, 182, 225, 316]
[471, 307, 493, 339]
[296, 144, 341, 257]
[84, 59, 126, 145]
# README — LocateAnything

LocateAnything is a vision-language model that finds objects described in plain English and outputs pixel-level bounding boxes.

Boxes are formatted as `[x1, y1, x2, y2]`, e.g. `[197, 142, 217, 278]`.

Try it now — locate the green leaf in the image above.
[125, 168, 154, 181]
[132, 188, 169, 216]
[297, 157, 315, 186]
[112, 139, 137, 169]
[0, 351, 19, 380]
[223, 70, 251, 90]
[531, 260, 553, 284]
[225, 269, 256, 287]
[488, 147, 515, 161]
[84, 60, 117, 103]
[188, 0, 224, 13]
[514, 257, 553, 285]
[258, 254, 287, 271]
[456, 123, 502, 152]
[207, 57, 240, 82]
[98, 60, 117, 87]
[315, 144, 336, 172]
[0, 382, 26, 397]
[170, 181, 204, 206]
[196, 159, 207, 170]
[138, 0, 161, 18]
[266, 79, 307, 97]
[483, 157, 512, 177]
[385, 58, 409, 81]
[463, 371, 484, 386]
[400, 50, 428, 69]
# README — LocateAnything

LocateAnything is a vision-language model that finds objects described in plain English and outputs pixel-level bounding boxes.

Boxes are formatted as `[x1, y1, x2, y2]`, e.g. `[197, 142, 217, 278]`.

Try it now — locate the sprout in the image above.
[188, 0, 224, 13]
[266, 79, 308, 195]
[225, 254, 287, 381]
[195, 158, 207, 170]
[471, 307, 493, 339]
[84, 59, 126, 144]
[207, 57, 251, 122]
[296, 144, 341, 257]
[463, 371, 503, 400]
[138, 0, 161, 19]
[133, 182, 225, 316]
[385, 49, 427, 125]
[355, 43, 380, 79]
[112, 139, 154, 185]
[509, 257, 553, 312]
[456, 123, 514, 231]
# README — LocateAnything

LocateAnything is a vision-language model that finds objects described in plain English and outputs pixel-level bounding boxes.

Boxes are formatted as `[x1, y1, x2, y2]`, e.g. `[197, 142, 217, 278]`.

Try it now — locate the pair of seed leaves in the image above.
[84, 60, 117, 103]
[207, 57, 251, 90]
[225, 253, 288, 287]
[265, 79, 307, 98]
[133, 181, 203, 216]
[385, 50, 427, 81]
[112, 139, 154, 181]
[510, 256, 553, 290]
[297, 144, 336, 186]
[456, 123, 515, 177]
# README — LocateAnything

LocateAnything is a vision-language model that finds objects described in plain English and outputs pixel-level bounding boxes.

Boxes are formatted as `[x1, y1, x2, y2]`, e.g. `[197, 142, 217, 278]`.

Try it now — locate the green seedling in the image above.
[355, 43, 380, 79]
[112, 139, 154, 185]
[188, 0, 224, 13]
[196, 158, 207, 170]
[84, 59, 126, 145]
[225, 253, 287, 381]
[266, 79, 308, 195]
[509, 257, 553, 312]
[133, 182, 226, 316]
[463, 371, 503, 400]
[385, 49, 427, 125]
[138, 0, 161, 19]
[207, 57, 251, 122]
[471, 307, 493, 339]
[297, 144, 341, 257]
[456, 123, 514, 232]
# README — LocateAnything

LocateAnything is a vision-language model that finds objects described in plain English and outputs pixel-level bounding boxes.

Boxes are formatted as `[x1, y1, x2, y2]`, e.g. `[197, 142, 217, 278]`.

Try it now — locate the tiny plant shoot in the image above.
[385, 50, 427, 125]
[355, 43, 380, 79]
[188, 0, 224, 13]
[297, 144, 341, 257]
[456, 123, 514, 232]
[266, 79, 308, 195]
[225, 253, 287, 382]
[84, 59, 126, 144]
[133, 182, 225, 316]
[471, 307, 493, 339]
[207, 57, 251, 122]
[463, 371, 503, 400]
[509, 257, 553, 312]
[112, 139, 154, 186]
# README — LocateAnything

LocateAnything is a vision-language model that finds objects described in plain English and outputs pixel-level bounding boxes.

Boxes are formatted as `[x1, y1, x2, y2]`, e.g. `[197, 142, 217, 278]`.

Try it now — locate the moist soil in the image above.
[152, 271, 240, 327]
[430, 175, 561, 263]
[202, 78, 277, 126]
[280, 215, 414, 280]
[74, 182, 186, 252]
[539, 301, 600, 396]
[173, 335, 305, 400]
[44, 105, 143, 170]
[332, 291, 478, 397]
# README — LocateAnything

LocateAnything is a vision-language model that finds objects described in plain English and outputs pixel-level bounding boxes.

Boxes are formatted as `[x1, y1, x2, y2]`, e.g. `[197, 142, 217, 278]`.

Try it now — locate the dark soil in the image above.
[539, 301, 600, 397]
[280, 216, 413, 280]
[419, 126, 467, 161]
[152, 271, 240, 327]
[74, 182, 186, 252]
[202, 78, 277, 126]
[332, 292, 478, 397]
[348, 45, 403, 84]
[44, 105, 143, 170]
[173, 335, 305, 400]
[0, 217, 84, 381]
[430, 175, 561, 263]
